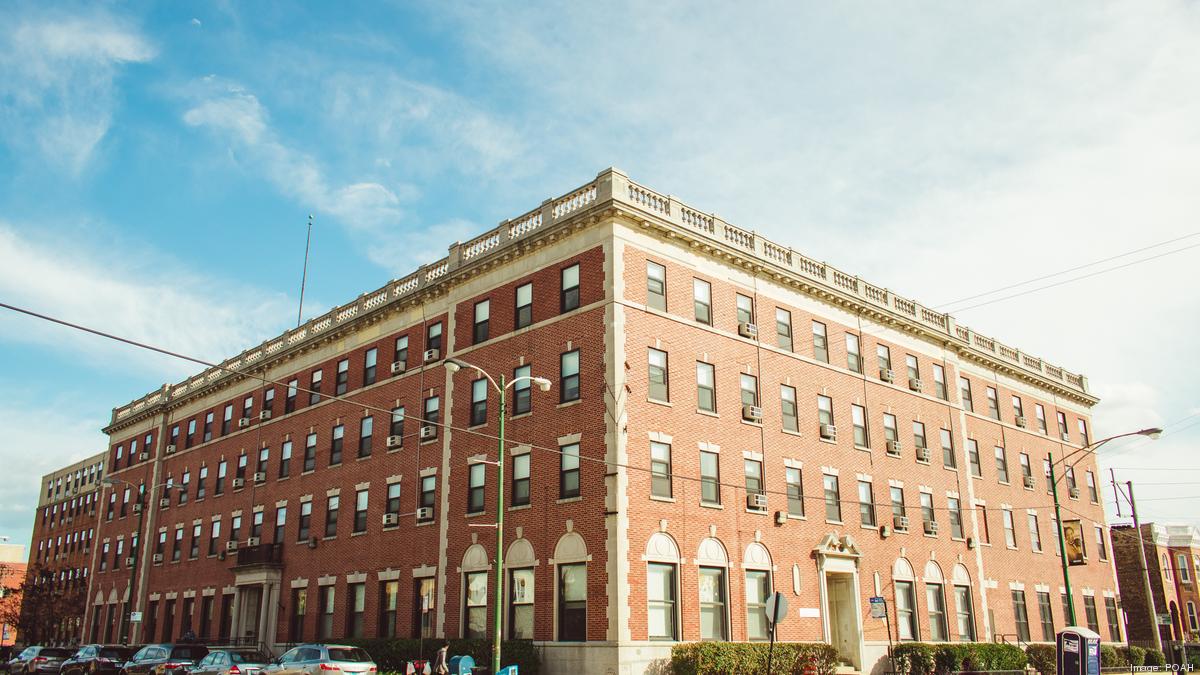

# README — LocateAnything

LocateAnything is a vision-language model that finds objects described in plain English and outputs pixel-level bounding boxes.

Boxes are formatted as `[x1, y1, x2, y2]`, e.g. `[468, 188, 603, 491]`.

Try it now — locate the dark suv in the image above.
[120, 645, 209, 675]
[62, 646, 139, 675]
[8, 647, 74, 675]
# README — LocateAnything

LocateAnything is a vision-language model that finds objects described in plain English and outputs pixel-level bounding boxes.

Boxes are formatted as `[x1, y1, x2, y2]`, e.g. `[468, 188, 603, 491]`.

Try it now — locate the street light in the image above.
[1048, 427, 1162, 628]
[444, 357, 550, 675]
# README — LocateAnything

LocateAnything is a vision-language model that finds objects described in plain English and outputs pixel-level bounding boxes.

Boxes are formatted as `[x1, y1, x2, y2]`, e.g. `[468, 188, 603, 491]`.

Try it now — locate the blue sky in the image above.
[1, 1, 1198, 550]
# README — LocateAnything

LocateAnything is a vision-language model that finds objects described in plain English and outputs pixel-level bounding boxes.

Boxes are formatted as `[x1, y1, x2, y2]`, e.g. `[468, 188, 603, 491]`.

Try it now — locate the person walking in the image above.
[431, 642, 449, 675]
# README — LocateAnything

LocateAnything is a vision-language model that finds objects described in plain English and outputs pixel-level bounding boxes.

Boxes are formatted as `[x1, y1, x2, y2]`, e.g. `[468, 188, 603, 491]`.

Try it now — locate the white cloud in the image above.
[0, 12, 154, 174]
[0, 222, 291, 379]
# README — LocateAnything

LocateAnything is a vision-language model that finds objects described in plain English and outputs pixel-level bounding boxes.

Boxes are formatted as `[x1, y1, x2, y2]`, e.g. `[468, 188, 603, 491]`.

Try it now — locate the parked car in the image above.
[62, 646, 139, 675]
[120, 645, 208, 675]
[263, 645, 376, 675]
[188, 650, 272, 675]
[8, 647, 74, 675]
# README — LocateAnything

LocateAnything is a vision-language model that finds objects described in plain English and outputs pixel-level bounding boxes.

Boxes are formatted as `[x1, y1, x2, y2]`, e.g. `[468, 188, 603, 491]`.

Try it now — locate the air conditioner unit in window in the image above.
[737, 322, 759, 339]
[893, 515, 909, 531]
[909, 378, 924, 392]
[259, 410, 272, 421]
[152, 553, 164, 564]
[125, 557, 135, 566]
[1061, 431, 1071, 442]
[420, 425, 436, 440]
[238, 418, 251, 429]
[924, 520, 939, 535]
[231, 478, 245, 489]
[245, 537, 260, 547]
[382, 513, 399, 527]
[819, 424, 838, 441]
[916, 447, 931, 463]
[1015, 416, 1028, 428]
[253, 472, 267, 483]
[879, 368, 895, 383]
[386, 435, 402, 449]
[886, 440, 902, 457]
[132, 503, 143, 514]
[747, 493, 768, 510]
[391, 360, 407, 375]
[1069, 487, 1081, 499]
[1023, 476, 1036, 489]
[423, 349, 440, 363]
[416, 507, 434, 521]
[138, 452, 150, 461]
[165, 444, 177, 455]
[226, 540, 239, 551]
[159, 498, 171, 508]
[741, 405, 763, 422]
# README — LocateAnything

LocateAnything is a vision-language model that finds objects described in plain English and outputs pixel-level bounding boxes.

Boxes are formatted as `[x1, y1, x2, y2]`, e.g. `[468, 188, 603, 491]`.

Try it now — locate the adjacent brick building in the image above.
[82, 169, 1119, 674]
[2, 543, 27, 648]
[1112, 523, 1200, 646]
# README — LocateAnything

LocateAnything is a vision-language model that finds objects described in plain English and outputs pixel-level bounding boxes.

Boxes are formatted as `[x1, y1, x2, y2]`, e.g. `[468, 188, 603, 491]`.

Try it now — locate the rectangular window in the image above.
[906, 354, 920, 386]
[1057, 411, 1069, 439]
[560, 442, 580, 499]
[419, 475, 436, 521]
[700, 450, 720, 505]
[959, 377, 973, 412]
[470, 378, 488, 426]
[852, 405, 868, 447]
[242, 396, 253, 422]
[1020, 453, 1033, 486]
[734, 294, 754, 327]
[824, 474, 841, 522]
[215, 460, 227, 494]
[1012, 395, 1024, 422]
[512, 454, 530, 507]
[473, 299, 490, 344]
[279, 441, 292, 478]
[741, 373, 759, 408]
[363, 347, 378, 386]
[968, 440, 982, 477]
[745, 458, 764, 502]
[646, 262, 666, 311]
[330, 425, 344, 465]
[561, 264, 580, 312]
[994, 446, 1009, 483]
[190, 523, 201, 558]
[1086, 471, 1099, 503]
[318, 586, 335, 640]
[560, 350, 580, 402]
[920, 492, 936, 531]
[304, 433, 317, 473]
[186, 419, 197, 447]
[1003, 509, 1016, 548]
[464, 571, 488, 639]
[222, 404, 233, 435]
[353, 489, 368, 533]
[208, 519, 220, 556]
[693, 279, 711, 324]
[512, 365, 531, 415]
[310, 369, 323, 405]
[933, 364, 947, 400]
[558, 563, 587, 641]
[202, 411, 214, 442]
[274, 506, 286, 543]
[467, 464, 485, 514]
[1013, 590, 1031, 642]
[858, 480, 875, 527]
[948, 498, 964, 539]
[890, 486, 907, 520]
[883, 413, 898, 443]
[696, 362, 716, 413]
[699, 566, 727, 641]
[336, 359, 349, 395]
[787, 467, 805, 517]
[1097, 528, 1109, 562]
[896, 581, 918, 640]
[1038, 591, 1055, 641]
[394, 335, 409, 368]
[423, 395, 440, 440]
[745, 570, 771, 641]
[846, 333, 862, 373]
[927, 584, 948, 642]
[775, 308, 793, 351]
[781, 385, 799, 432]
[877, 344, 892, 373]
[386, 483, 401, 516]
[1035, 404, 1048, 433]
[1028, 513, 1042, 552]
[1083, 596, 1099, 633]
[812, 321, 828, 362]
[324, 495, 339, 538]
[426, 321, 443, 353]
[1078, 419, 1090, 446]
[650, 441, 672, 498]
[979, 505, 990, 544]
[1106, 597, 1122, 641]
[379, 581, 399, 638]
[509, 568, 534, 639]
[955, 585, 976, 641]
[817, 395, 834, 428]
[648, 349, 669, 402]
[285, 380, 297, 414]
[647, 563, 678, 640]
[515, 283, 534, 328]
[986, 387, 1000, 420]
[358, 416, 373, 458]
[940, 428, 955, 468]
[913, 421, 928, 453]
[173, 526, 184, 562]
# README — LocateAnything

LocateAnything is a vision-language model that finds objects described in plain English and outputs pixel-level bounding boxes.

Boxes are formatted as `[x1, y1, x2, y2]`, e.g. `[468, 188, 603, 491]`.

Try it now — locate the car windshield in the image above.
[169, 647, 207, 660]
[99, 648, 136, 660]
[326, 649, 371, 663]
[41, 650, 73, 658]
[229, 652, 269, 664]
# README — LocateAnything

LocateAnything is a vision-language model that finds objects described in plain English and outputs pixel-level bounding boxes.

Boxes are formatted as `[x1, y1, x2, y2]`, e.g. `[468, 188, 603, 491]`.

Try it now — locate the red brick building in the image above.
[83, 169, 1119, 673]
[2, 544, 27, 648]
[1112, 523, 1200, 646]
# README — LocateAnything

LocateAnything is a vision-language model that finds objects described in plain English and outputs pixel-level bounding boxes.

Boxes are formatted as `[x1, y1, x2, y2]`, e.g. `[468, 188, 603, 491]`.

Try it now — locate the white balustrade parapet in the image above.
[109, 168, 1091, 427]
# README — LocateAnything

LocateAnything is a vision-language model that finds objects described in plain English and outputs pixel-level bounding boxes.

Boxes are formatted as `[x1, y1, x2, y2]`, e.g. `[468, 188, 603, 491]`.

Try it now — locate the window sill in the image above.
[465, 511, 489, 519]
[1007, 545, 1018, 551]
[386, 447, 403, 454]
[416, 520, 435, 527]
[854, 445, 870, 452]
[699, 502, 724, 510]
[916, 460, 930, 466]
[741, 419, 763, 428]
[356, 455, 372, 462]
[696, 409, 719, 418]
[323, 536, 337, 541]
[827, 520, 844, 526]
[924, 534, 939, 539]
[787, 514, 807, 521]
[468, 423, 487, 431]
[510, 411, 533, 421]
[782, 428, 803, 438]
[650, 495, 676, 503]
[745, 508, 768, 516]
[420, 439, 439, 446]
[508, 504, 532, 512]
[351, 531, 366, 537]
[556, 399, 582, 410]
[382, 525, 398, 531]
[648, 398, 672, 407]
[302, 470, 316, 476]
[819, 438, 838, 445]
[861, 524, 879, 531]
[557, 496, 583, 504]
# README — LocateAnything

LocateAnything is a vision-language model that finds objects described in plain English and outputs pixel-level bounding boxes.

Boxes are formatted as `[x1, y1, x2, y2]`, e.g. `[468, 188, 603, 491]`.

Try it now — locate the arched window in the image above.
[924, 562, 948, 641]
[951, 564, 976, 640]
[696, 538, 729, 641]
[645, 533, 681, 641]
[744, 543, 773, 641]
[506, 539, 536, 640]
[893, 558, 918, 641]
[553, 532, 589, 642]
[461, 544, 490, 639]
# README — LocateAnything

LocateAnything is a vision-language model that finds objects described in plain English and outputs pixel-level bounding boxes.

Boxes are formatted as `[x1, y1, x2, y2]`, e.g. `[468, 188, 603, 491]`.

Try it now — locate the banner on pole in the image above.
[1062, 519, 1087, 566]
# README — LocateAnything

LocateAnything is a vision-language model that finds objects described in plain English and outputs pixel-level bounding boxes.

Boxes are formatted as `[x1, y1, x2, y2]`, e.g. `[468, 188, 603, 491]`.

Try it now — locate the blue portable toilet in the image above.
[447, 655, 475, 675]
[497, 667, 519, 675]
[1057, 626, 1101, 675]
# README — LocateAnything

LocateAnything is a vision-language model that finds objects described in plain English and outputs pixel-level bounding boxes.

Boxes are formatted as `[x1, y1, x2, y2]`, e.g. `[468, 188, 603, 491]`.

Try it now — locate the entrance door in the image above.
[825, 572, 861, 669]
[239, 586, 263, 641]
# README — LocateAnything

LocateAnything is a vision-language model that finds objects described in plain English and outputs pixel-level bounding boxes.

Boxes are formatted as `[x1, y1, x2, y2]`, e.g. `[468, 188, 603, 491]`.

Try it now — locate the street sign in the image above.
[130, 611, 142, 623]
[1157, 613, 1171, 625]
[764, 591, 789, 628]
[869, 596, 887, 619]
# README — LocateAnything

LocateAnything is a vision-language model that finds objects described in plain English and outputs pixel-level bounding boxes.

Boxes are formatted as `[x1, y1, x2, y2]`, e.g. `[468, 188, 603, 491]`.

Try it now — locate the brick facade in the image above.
[1112, 523, 1200, 646]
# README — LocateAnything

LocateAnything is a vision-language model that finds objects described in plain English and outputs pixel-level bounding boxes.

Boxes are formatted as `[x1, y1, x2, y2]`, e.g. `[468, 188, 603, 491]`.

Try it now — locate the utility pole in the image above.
[1127, 481, 1163, 653]
[1048, 454, 1076, 625]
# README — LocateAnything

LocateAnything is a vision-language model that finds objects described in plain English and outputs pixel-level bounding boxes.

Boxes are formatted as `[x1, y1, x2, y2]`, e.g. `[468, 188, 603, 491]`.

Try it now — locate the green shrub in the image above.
[964, 643, 1027, 671]
[1100, 645, 1128, 668]
[1145, 648, 1167, 668]
[1120, 645, 1146, 667]
[892, 644, 936, 675]
[340, 638, 540, 675]
[889, 643, 1026, 674]
[670, 642, 839, 675]
[1026, 644, 1056, 675]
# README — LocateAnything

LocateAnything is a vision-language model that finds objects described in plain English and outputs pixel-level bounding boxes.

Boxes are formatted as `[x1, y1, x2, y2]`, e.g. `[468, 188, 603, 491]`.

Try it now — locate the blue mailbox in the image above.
[447, 655, 475, 675]
[497, 667, 519, 675]
[1057, 626, 1101, 675]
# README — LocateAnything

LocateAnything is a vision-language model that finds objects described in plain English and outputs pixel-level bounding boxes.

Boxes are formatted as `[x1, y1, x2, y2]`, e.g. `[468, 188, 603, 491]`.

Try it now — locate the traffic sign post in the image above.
[765, 592, 789, 674]
[870, 596, 894, 674]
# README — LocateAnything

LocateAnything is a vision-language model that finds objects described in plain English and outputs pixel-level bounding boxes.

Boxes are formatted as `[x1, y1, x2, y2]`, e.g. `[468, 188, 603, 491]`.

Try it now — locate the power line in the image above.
[936, 231, 1200, 309]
